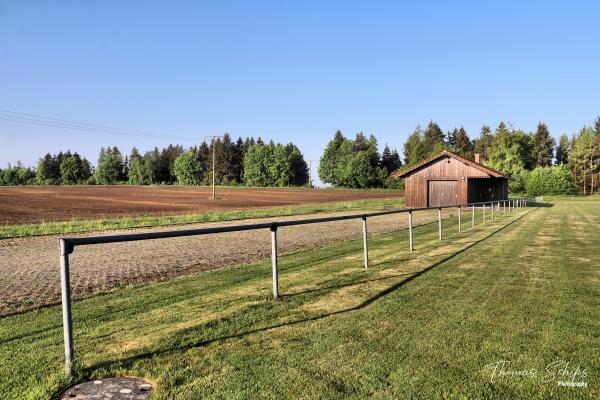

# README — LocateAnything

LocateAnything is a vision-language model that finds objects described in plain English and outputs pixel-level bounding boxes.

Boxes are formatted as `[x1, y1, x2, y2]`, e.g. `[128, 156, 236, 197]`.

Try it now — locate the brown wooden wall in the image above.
[404, 156, 506, 207]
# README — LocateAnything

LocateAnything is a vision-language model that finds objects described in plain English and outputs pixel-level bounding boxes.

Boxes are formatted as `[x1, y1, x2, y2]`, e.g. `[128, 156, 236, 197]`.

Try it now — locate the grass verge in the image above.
[0, 200, 598, 399]
[0, 197, 403, 239]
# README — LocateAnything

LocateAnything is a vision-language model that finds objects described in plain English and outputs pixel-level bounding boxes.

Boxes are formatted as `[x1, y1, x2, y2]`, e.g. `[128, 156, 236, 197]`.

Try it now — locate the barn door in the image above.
[428, 180, 458, 207]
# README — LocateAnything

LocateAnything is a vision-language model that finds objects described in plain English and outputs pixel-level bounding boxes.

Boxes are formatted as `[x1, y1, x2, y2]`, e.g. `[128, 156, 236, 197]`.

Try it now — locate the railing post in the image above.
[362, 216, 368, 269]
[270, 224, 279, 299]
[438, 208, 442, 240]
[59, 239, 74, 376]
[471, 205, 475, 229]
[503, 200, 506, 215]
[408, 210, 414, 252]
[457, 206, 461, 235]
[483, 204, 486, 223]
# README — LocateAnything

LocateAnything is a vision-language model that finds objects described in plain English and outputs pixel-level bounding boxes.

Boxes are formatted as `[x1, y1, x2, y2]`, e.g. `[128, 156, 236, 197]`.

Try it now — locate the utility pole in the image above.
[205, 135, 224, 199]
[308, 160, 316, 188]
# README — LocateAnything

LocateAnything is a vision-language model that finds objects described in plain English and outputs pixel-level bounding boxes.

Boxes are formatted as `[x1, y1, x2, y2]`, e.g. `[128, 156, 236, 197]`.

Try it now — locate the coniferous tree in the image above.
[454, 127, 474, 159]
[532, 122, 556, 167]
[555, 134, 570, 165]
[473, 125, 494, 161]
[423, 120, 445, 155]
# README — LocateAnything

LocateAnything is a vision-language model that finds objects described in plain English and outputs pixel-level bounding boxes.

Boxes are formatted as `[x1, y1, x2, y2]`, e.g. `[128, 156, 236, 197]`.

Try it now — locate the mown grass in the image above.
[1, 200, 598, 399]
[0, 197, 403, 239]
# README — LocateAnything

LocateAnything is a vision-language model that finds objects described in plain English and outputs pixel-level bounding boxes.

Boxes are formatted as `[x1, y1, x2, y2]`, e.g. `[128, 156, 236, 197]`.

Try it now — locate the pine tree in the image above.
[473, 125, 494, 161]
[423, 120, 444, 155]
[555, 134, 570, 165]
[532, 122, 556, 167]
[454, 126, 474, 158]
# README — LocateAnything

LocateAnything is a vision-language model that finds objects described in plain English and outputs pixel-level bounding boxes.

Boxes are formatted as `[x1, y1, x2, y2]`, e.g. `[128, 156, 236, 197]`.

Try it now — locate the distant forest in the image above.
[0, 134, 308, 188]
[2, 116, 600, 195]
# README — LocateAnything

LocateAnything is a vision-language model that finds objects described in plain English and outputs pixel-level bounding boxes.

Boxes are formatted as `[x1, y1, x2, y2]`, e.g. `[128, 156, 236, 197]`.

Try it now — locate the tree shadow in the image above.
[83, 208, 537, 374]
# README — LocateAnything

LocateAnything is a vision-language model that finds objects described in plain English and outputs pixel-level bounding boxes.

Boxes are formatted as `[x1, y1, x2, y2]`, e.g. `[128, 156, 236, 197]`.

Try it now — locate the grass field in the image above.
[0, 197, 403, 238]
[1, 199, 598, 399]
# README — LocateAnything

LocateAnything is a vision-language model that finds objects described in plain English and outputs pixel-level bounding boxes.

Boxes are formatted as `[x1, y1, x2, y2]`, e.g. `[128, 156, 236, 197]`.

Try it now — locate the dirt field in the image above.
[0, 208, 442, 316]
[0, 186, 400, 225]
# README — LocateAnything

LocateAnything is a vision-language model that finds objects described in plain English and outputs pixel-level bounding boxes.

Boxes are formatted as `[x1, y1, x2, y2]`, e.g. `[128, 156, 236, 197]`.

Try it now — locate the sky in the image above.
[1, 1, 599, 184]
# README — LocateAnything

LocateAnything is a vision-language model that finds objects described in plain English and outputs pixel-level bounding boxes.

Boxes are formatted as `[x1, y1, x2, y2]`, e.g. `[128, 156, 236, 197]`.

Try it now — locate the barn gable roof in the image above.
[391, 150, 508, 179]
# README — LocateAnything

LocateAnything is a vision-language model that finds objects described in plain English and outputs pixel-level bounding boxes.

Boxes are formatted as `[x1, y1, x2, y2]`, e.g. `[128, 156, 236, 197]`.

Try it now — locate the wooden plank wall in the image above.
[404, 156, 492, 207]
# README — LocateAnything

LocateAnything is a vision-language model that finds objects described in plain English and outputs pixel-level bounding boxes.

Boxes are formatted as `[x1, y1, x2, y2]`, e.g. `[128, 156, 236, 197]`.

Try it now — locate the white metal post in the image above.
[59, 239, 74, 375]
[362, 216, 368, 269]
[270, 226, 279, 299]
[408, 211, 413, 252]
[503, 200, 506, 215]
[457, 206, 461, 234]
[491, 202, 494, 220]
[438, 208, 442, 240]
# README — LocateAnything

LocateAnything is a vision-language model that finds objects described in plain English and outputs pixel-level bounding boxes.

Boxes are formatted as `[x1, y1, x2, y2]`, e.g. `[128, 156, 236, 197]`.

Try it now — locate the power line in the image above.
[0, 108, 198, 142]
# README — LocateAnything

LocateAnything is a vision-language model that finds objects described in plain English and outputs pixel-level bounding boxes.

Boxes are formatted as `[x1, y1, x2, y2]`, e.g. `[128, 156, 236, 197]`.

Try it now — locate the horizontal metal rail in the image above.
[58, 196, 530, 375]
[60, 199, 525, 252]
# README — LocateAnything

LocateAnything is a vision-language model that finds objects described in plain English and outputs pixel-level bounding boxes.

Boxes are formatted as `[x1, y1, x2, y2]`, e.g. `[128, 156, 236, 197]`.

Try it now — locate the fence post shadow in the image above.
[82, 207, 539, 375]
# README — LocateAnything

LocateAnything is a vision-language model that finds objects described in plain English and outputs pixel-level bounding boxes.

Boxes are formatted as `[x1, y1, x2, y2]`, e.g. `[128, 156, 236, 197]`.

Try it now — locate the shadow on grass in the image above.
[84, 208, 539, 375]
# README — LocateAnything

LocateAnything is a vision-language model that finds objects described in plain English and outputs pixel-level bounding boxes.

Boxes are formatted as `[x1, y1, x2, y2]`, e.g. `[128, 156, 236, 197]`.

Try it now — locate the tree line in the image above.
[318, 131, 402, 189]
[319, 116, 600, 194]
[0, 134, 309, 187]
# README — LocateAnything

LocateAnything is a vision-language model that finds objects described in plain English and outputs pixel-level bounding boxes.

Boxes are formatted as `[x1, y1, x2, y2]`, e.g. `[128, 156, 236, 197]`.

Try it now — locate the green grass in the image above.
[0, 197, 403, 238]
[1, 200, 598, 399]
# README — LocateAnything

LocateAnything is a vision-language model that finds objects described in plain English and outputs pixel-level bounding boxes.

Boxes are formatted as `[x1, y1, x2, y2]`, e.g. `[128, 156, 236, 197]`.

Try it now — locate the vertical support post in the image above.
[362, 216, 368, 269]
[438, 208, 442, 241]
[270, 225, 279, 299]
[491, 202, 494, 220]
[483, 204, 486, 223]
[408, 210, 414, 252]
[59, 239, 74, 376]
[457, 206, 461, 235]
[503, 200, 506, 215]
[212, 137, 216, 199]
[471, 205, 475, 229]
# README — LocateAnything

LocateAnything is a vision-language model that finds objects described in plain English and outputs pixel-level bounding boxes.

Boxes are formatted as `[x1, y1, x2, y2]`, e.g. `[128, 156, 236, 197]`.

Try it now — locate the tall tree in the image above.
[555, 134, 570, 165]
[318, 130, 346, 185]
[403, 126, 427, 166]
[95, 147, 125, 184]
[454, 126, 474, 158]
[473, 125, 494, 161]
[173, 150, 204, 185]
[381, 144, 402, 173]
[532, 122, 556, 167]
[423, 120, 445, 155]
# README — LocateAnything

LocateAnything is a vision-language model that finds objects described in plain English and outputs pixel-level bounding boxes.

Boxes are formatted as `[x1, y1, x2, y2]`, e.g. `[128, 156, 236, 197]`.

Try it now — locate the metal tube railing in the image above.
[58, 196, 530, 374]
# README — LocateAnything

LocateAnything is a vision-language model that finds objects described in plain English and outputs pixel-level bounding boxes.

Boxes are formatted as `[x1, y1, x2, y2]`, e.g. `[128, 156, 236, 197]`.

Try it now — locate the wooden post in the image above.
[491, 202, 494, 220]
[438, 208, 442, 240]
[408, 211, 413, 252]
[483, 204, 486, 223]
[457, 206, 461, 234]
[471, 205, 475, 229]
[270, 225, 279, 299]
[362, 216, 368, 269]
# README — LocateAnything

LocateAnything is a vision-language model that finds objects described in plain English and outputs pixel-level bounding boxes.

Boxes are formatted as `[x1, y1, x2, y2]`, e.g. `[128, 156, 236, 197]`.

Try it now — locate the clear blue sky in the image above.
[1, 1, 599, 182]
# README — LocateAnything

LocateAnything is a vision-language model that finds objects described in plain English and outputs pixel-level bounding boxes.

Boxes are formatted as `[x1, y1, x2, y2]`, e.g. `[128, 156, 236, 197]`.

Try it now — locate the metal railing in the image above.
[58, 197, 529, 374]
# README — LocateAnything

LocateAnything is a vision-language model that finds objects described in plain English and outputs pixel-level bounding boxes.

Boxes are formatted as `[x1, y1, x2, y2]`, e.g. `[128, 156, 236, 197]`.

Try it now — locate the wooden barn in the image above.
[391, 150, 509, 208]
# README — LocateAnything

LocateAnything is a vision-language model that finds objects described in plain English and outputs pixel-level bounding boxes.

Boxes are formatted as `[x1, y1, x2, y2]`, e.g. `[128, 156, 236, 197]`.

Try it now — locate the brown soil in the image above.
[0, 186, 400, 225]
